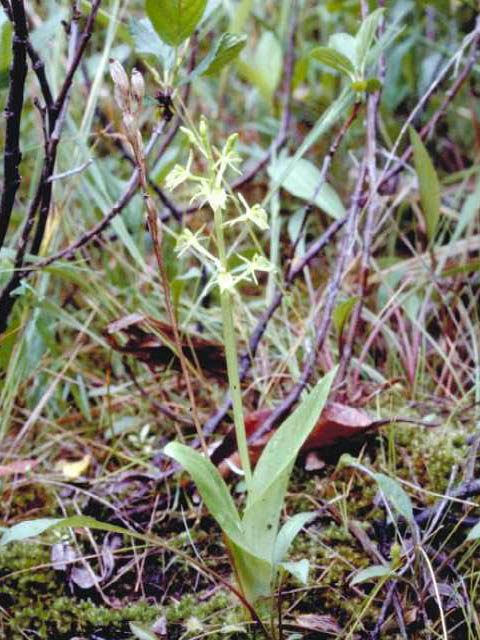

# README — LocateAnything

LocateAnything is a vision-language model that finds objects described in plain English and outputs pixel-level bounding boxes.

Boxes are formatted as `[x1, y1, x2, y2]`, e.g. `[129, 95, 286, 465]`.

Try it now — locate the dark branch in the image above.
[0, 0, 28, 250]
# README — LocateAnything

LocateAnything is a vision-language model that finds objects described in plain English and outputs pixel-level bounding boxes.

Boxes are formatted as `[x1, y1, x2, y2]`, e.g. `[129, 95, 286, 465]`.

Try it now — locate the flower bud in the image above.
[131, 68, 145, 109]
[122, 112, 137, 142]
[109, 59, 130, 111]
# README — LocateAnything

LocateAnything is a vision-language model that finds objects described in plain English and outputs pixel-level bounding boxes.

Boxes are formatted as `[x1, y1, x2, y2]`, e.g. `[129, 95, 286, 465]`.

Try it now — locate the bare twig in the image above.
[336, 9, 385, 383]
[0, 0, 28, 249]
[0, 1, 102, 333]
[30, 0, 102, 256]
[246, 161, 366, 446]
[379, 16, 480, 192]
[0, 122, 165, 334]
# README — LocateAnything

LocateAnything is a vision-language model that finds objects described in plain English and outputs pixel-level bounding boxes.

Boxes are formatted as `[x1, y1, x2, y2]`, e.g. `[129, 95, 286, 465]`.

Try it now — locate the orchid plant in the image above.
[162, 118, 337, 613]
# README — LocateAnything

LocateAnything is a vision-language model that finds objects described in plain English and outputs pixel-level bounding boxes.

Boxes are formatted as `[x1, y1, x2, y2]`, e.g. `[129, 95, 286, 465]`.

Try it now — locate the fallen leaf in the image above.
[70, 565, 100, 589]
[304, 451, 326, 471]
[105, 313, 227, 380]
[217, 403, 375, 476]
[0, 459, 38, 476]
[56, 454, 91, 480]
[151, 616, 167, 636]
[51, 542, 77, 570]
[295, 613, 341, 634]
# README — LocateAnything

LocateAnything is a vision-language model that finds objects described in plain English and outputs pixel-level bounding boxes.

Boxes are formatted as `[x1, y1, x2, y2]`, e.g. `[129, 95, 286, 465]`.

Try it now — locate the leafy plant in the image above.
[310, 8, 394, 94]
[163, 116, 337, 610]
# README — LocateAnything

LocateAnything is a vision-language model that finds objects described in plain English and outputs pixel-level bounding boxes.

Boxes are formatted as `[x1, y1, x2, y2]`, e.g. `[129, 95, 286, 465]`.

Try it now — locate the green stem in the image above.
[214, 207, 253, 491]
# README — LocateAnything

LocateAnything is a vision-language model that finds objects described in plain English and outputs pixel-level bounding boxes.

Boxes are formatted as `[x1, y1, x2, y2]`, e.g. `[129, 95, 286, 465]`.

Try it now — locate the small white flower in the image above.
[216, 268, 235, 293]
[195, 180, 228, 212]
[236, 253, 275, 285]
[165, 153, 194, 191]
[239, 193, 269, 230]
[175, 227, 218, 264]
[224, 193, 269, 231]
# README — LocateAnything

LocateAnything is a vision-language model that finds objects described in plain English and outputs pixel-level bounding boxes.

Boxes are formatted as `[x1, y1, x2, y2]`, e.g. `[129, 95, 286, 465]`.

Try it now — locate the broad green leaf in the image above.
[242, 465, 291, 563]
[409, 127, 440, 243]
[128, 17, 175, 68]
[197, 33, 247, 76]
[249, 368, 337, 506]
[333, 296, 359, 334]
[280, 559, 309, 585]
[273, 512, 315, 566]
[265, 88, 354, 207]
[267, 157, 345, 219]
[227, 537, 274, 604]
[329, 33, 358, 70]
[1, 518, 61, 545]
[310, 46, 355, 79]
[374, 473, 414, 524]
[252, 31, 282, 102]
[355, 8, 384, 74]
[164, 442, 243, 542]
[146, 0, 208, 47]
[242, 369, 336, 564]
[467, 521, 480, 541]
[350, 564, 394, 586]
[0, 12, 12, 90]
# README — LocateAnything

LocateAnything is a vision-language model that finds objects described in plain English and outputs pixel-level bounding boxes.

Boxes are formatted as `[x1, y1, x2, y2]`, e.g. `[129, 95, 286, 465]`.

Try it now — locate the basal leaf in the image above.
[145, 0, 208, 47]
[249, 369, 336, 505]
[242, 466, 291, 563]
[273, 512, 315, 566]
[310, 46, 355, 78]
[245, 370, 336, 542]
[409, 126, 440, 243]
[164, 442, 243, 543]
[242, 370, 336, 565]
[227, 536, 274, 604]
[267, 157, 345, 219]
[280, 559, 310, 585]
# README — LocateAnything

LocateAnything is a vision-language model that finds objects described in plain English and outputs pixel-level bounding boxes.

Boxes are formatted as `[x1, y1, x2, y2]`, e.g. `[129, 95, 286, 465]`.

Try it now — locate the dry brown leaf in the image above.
[295, 613, 341, 634]
[105, 313, 227, 380]
[0, 459, 38, 476]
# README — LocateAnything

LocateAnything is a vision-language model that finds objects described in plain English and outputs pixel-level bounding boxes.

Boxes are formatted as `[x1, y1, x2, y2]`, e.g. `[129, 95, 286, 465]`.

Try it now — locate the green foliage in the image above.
[409, 126, 441, 243]
[310, 8, 385, 87]
[350, 564, 396, 586]
[166, 369, 337, 604]
[267, 156, 345, 219]
[145, 0, 208, 47]
[191, 32, 247, 77]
